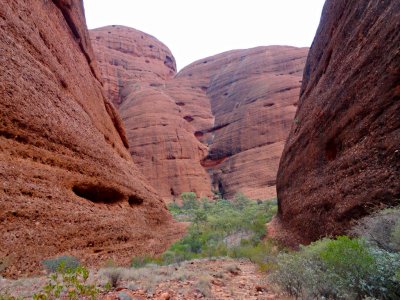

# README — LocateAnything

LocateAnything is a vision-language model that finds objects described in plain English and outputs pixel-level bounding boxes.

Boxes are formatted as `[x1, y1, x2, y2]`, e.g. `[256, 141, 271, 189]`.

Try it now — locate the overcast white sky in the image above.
[84, 0, 326, 70]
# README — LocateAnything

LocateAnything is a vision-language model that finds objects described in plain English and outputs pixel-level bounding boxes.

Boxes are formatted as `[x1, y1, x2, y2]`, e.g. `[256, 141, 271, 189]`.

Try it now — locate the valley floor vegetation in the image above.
[1, 194, 399, 300]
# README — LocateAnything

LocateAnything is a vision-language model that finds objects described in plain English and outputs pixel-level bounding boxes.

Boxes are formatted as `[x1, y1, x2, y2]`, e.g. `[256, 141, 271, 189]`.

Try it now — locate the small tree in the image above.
[193, 209, 207, 227]
[232, 193, 250, 210]
[181, 192, 199, 210]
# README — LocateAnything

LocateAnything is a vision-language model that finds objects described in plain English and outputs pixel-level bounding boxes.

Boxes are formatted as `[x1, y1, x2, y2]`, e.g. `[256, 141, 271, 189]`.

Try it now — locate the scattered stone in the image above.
[117, 291, 132, 300]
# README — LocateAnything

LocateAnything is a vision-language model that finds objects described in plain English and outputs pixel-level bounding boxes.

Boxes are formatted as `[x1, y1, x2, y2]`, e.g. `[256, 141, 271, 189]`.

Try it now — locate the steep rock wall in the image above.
[91, 26, 308, 202]
[275, 0, 400, 244]
[177, 47, 308, 199]
[0, 0, 184, 277]
[91, 26, 214, 201]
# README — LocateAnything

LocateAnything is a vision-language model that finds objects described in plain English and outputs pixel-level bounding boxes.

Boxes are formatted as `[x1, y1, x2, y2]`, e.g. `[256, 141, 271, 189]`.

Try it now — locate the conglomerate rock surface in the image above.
[275, 0, 400, 244]
[91, 26, 308, 202]
[0, 0, 184, 278]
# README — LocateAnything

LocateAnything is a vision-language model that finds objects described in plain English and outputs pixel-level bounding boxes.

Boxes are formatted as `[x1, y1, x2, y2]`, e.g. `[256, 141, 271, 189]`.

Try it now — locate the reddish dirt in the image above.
[101, 259, 288, 299]
[0, 0, 185, 278]
[275, 0, 400, 244]
[91, 27, 308, 202]
[0, 259, 291, 299]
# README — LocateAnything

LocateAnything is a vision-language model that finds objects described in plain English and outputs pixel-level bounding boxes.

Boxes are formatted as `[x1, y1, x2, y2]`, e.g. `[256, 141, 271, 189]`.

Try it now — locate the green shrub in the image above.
[164, 195, 278, 266]
[270, 236, 400, 299]
[0, 295, 23, 300]
[33, 263, 98, 300]
[181, 192, 199, 210]
[232, 193, 250, 210]
[131, 255, 161, 268]
[229, 240, 279, 272]
[167, 202, 180, 214]
[42, 256, 80, 273]
[104, 268, 122, 288]
[391, 220, 400, 250]
[319, 236, 374, 280]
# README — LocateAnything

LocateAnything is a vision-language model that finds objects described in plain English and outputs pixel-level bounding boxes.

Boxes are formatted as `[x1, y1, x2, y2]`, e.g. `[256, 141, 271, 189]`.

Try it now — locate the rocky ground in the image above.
[0, 258, 290, 300]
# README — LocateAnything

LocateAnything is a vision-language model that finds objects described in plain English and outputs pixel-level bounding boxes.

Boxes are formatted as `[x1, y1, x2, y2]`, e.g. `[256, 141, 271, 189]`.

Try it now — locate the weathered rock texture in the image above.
[276, 0, 400, 244]
[90, 26, 176, 107]
[179, 47, 308, 200]
[91, 26, 213, 201]
[91, 26, 308, 201]
[0, 0, 184, 278]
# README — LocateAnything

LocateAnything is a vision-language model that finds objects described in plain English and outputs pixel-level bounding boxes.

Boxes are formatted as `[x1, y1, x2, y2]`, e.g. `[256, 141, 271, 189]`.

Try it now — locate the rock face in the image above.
[90, 25, 176, 107]
[179, 47, 308, 200]
[91, 26, 308, 201]
[0, 0, 184, 277]
[91, 26, 213, 201]
[276, 0, 400, 244]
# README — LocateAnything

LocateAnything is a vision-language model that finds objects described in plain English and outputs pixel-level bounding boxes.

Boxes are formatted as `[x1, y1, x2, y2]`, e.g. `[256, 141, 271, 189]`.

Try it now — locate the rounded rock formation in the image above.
[91, 26, 308, 202]
[0, 0, 184, 277]
[275, 0, 400, 244]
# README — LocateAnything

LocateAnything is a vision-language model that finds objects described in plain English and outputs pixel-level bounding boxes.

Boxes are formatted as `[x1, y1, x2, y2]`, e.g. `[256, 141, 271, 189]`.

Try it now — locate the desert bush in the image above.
[131, 255, 160, 268]
[33, 263, 98, 300]
[0, 296, 22, 300]
[181, 192, 199, 210]
[229, 240, 279, 272]
[391, 219, 400, 251]
[163, 193, 279, 266]
[270, 236, 400, 299]
[102, 268, 123, 288]
[232, 193, 250, 210]
[195, 276, 212, 297]
[42, 256, 80, 274]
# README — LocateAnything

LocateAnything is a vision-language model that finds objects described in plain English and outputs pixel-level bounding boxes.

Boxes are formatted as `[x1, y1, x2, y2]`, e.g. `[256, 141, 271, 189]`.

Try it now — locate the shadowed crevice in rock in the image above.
[183, 115, 194, 122]
[128, 195, 144, 206]
[0, 1, 185, 278]
[72, 184, 125, 204]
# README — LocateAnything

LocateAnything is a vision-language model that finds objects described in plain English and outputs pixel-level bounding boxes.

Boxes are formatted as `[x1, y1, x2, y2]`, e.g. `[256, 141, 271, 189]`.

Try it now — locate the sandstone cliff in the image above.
[91, 26, 213, 201]
[0, 0, 184, 277]
[275, 0, 400, 244]
[179, 47, 308, 200]
[91, 26, 308, 202]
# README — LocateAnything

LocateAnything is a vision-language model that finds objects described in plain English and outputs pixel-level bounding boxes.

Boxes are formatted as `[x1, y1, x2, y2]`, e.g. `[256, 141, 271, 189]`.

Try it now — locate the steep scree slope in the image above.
[91, 26, 308, 202]
[275, 0, 400, 244]
[0, 0, 184, 277]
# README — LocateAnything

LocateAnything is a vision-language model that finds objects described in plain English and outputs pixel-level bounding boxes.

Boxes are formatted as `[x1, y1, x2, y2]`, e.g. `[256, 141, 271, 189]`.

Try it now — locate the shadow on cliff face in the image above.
[275, 0, 400, 244]
[72, 183, 144, 206]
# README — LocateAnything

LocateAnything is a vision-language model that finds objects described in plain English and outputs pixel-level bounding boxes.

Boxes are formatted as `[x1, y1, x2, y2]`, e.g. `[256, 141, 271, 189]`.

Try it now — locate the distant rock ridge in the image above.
[274, 0, 400, 244]
[91, 26, 308, 201]
[0, 0, 184, 278]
